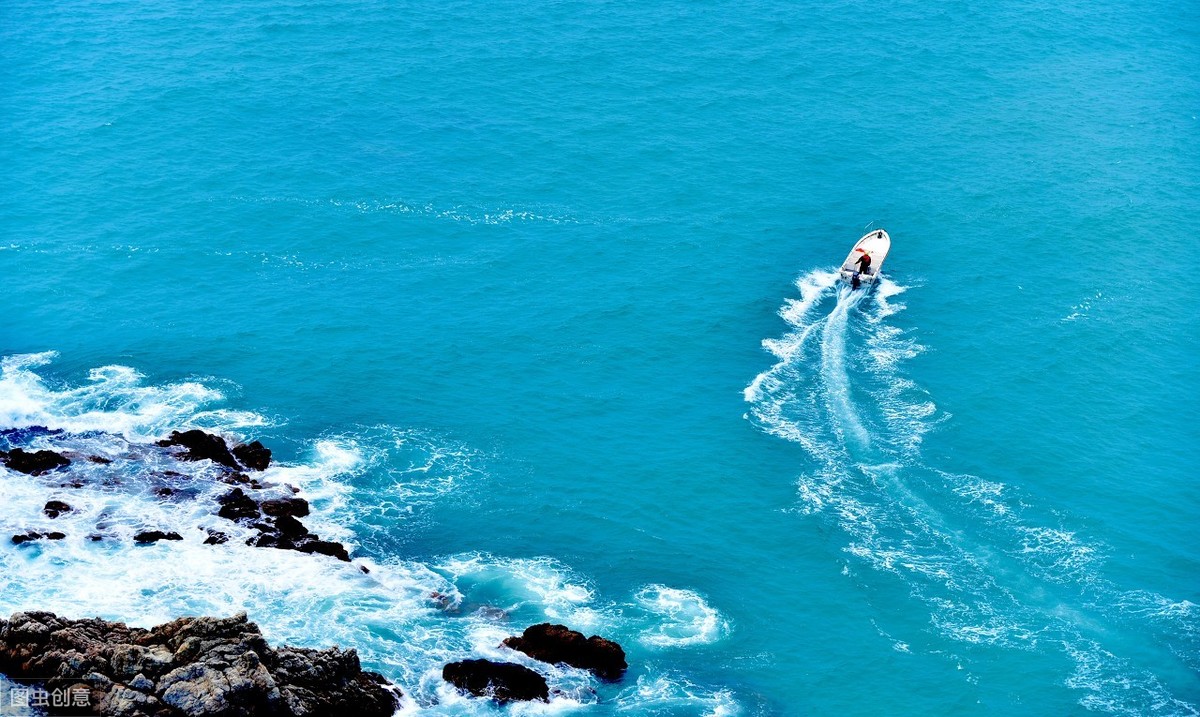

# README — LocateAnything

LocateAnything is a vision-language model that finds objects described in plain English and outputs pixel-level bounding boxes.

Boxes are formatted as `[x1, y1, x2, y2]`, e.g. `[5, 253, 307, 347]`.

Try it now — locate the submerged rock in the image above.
[503, 623, 628, 681]
[2, 447, 71, 475]
[0, 611, 400, 717]
[442, 659, 549, 703]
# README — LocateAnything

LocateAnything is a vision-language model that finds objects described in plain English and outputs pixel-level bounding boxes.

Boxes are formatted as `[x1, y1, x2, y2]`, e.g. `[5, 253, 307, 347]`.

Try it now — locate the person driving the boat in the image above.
[854, 249, 872, 275]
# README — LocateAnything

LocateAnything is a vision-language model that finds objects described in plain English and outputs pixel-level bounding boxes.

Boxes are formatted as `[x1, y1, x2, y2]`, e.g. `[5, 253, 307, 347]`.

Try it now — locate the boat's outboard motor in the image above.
[851, 272, 861, 290]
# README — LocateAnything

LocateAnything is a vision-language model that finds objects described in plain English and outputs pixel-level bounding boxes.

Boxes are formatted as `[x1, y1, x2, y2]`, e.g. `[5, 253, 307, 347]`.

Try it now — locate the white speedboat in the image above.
[839, 229, 891, 289]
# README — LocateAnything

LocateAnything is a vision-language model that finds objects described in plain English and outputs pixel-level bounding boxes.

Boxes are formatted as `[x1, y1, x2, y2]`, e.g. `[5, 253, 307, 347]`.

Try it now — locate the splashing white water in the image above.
[0, 353, 734, 715]
[744, 269, 1199, 716]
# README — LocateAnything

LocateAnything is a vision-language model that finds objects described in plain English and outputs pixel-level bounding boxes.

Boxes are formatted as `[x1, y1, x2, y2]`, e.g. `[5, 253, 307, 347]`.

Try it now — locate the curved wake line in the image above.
[744, 269, 1199, 716]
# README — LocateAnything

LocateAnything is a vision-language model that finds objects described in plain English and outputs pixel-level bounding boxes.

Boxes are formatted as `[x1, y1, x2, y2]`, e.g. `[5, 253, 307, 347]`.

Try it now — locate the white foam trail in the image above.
[615, 675, 739, 716]
[744, 270, 1199, 715]
[818, 287, 870, 450]
[634, 585, 729, 648]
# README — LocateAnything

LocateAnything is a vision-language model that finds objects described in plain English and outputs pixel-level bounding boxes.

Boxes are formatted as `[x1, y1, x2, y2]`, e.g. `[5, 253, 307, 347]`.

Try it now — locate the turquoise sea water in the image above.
[2, 0, 1199, 714]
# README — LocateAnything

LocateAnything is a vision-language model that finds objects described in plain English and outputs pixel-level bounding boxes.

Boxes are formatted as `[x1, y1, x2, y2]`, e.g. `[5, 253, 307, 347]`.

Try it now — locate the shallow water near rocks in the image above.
[2, 0, 1199, 714]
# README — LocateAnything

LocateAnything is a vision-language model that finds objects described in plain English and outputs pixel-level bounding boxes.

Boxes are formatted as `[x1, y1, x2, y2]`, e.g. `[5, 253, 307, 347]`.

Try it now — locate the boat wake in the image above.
[744, 269, 1199, 715]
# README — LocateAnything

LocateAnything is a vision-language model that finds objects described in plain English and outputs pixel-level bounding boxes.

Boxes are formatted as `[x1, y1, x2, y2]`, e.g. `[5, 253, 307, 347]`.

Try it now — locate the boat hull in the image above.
[839, 229, 891, 288]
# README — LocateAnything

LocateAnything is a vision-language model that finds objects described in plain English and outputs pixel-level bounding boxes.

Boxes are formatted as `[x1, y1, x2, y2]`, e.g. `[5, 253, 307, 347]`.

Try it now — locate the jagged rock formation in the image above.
[231, 442, 271, 472]
[156, 431, 266, 472]
[1, 447, 71, 475]
[442, 659, 549, 703]
[1, 427, 352, 564]
[44, 500, 73, 519]
[11, 531, 66, 544]
[217, 489, 348, 562]
[503, 623, 627, 681]
[0, 611, 399, 717]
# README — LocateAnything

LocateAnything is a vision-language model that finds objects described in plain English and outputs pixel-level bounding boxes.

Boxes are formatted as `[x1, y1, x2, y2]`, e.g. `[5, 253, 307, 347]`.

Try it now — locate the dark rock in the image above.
[88, 455, 113, 464]
[360, 566, 370, 574]
[296, 540, 351, 562]
[274, 514, 310, 540]
[0, 611, 400, 717]
[44, 500, 73, 518]
[261, 497, 310, 519]
[503, 623, 628, 681]
[442, 659, 549, 703]
[88, 534, 104, 542]
[154, 487, 175, 497]
[221, 472, 252, 486]
[203, 529, 229, 545]
[217, 487, 260, 522]
[246, 519, 351, 562]
[232, 441, 271, 471]
[156, 430, 240, 470]
[12, 531, 66, 544]
[3, 448, 71, 475]
[133, 531, 183, 544]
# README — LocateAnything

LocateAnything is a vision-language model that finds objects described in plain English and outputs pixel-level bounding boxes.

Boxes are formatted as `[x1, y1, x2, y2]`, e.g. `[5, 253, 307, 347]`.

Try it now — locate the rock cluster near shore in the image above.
[2, 426, 634, 708]
[441, 623, 628, 703]
[0, 611, 399, 717]
[1, 428, 353, 563]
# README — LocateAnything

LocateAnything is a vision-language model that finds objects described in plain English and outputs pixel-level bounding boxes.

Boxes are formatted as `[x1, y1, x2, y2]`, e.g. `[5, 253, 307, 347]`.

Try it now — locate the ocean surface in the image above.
[2, 0, 1198, 714]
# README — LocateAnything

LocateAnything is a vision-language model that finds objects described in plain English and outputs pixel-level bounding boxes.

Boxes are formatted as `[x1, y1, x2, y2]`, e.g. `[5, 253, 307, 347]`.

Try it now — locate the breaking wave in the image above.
[0, 353, 733, 715]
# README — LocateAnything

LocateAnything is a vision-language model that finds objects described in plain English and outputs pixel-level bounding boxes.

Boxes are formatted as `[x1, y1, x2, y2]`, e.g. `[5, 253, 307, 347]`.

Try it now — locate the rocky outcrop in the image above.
[156, 431, 241, 470]
[231, 442, 271, 472]
[217, 488, 261, 522]
[503, 623, 627, 681]
[216, 489, 350, 562]
[0, 611, 400, 717]
[4, 427, 355, 565]
[44, 500, 73, 518]
[11, 531, 66, 544]
[133, 531, 183, 544]
[246, 515, 350, 563]
[442, 659, 549, 703]
[1, 447, 71, 475]
[155, 431, 272, 473]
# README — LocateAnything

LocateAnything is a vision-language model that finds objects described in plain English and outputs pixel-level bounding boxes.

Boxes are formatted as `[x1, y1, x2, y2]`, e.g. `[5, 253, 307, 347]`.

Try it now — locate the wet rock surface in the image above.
[442, 659, 549, 703]
[2, 430, 356, 565]
[503, 623, 628, 681]
[0, 611, 400, 717]
[11, 531, 67, 545]
[156, 430, 241, 471]
[1, 447, 71, 475]
[133, 531, 183, 544]
[44, 500, 73, 518]
[231, 442, 271, 472]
